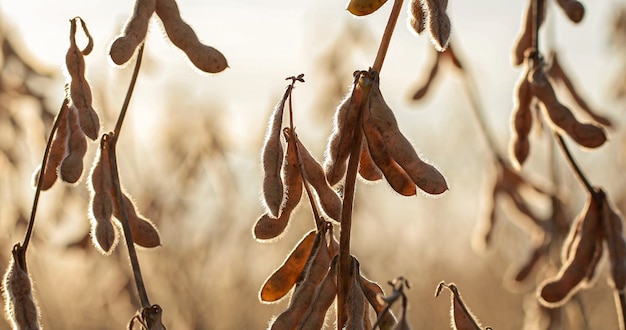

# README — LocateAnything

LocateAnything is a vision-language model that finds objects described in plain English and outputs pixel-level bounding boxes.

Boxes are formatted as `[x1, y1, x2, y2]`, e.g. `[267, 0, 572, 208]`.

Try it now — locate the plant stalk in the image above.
[106, 134, 151, 308]
[109, 45, 151, 308]
[554, 133, 597, 199]
[337, 1, 403, 326]
[22, 98, 70, 253]
[113, 44, 144, 137]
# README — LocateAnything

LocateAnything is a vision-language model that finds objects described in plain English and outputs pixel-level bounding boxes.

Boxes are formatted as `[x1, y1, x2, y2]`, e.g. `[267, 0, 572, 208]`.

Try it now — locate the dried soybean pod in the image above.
[294, 133, 342, 221]
[260, 230, 316, 302]
[509, 61, 533, 169]
[59, 107, 88, 184]
[345, 258, 367, 330]
[2, 246, 41, 330]
[512, 0, 545, 66]
[155, 0, 228, 73]
[423, 0, 451, 51]
[358, 138, 383, 181]
[253, 213, 289, 241]
[362, 118, 416, 196]
[583, 233, 604, 284]
[539, 195, 601, 307]
[88, 137, 118, 254]
[368, 79, 448, 195]
[325, 78, 363, 186]
[547, 53, 612, 127]
[435, 282, 482, 330]
[555, 0, 585, 23]
[37, 101, 70, 190]
[347, 0, 388, 16]
[271, 229, 332, 329]
[299, 257, 338, 330]
[66, 18, 100, 140]
[360, 275, 397, 329]
[411, 52, 440, 101]
[261, 85, 289, 217]
[408, 0, 425, 35]
[113, 192, 161, 248]
[109, 0, 156, 65]
[530, 66, 606, 149]
[254, 128, 303, 240]
[601, 193, 626, 291]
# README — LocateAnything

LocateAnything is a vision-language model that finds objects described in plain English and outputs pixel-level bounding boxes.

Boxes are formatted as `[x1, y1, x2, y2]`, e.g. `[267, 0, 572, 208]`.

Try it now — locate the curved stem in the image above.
[22, 98, 70, 252]
[113, 45, 145, 137]
[106, 134, 151, 308]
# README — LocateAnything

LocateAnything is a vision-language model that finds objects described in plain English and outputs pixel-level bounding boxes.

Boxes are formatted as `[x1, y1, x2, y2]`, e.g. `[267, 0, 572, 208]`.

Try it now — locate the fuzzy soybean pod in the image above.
[539, 195, 601, 307]
[512, 0, 545, 66]
[347, 0, 388, 16]
[59, 107, 88, 184]
[423, 0, 451, 51]
[325, 79, 364, 186]
[362, 117, 416, 197]
[295, 134, 342, 222]
[601, 194, 626, 291]
[408, 0, 426, 35]
[109, 0, 156, 65]
[509, 63, 533, 169]
[66, 18, 100, 140]
[298, 256, 338, 330]
[530, 66, 606, 149]
[36, 101, 70, 190]
[270, 229, 332, 329]
[345, 258, 367, 330]
[555, 0, 585, 23]
[261, 86, 289, 218]
[2, 246, 41, 330]
[254, 128, 303, 240]
[88, 138, 118, 254]
[260, 230, 316, 303]
[547, 53, 612, 127]
[368, 80, 448, 195]
[435, 282, 483, 330]
[360, 275, 397, 329]
[358, 139, 383, 181]
[155, 0, 228, 73]
[113, 192, 161, 248]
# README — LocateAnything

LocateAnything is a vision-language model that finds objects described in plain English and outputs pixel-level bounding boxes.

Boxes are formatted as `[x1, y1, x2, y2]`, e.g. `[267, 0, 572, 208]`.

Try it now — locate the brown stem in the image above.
[105, 134, 151, 308]
[337, 1, 403, 326]
[453, 44, 502, 162]
[372, 0, 404, 73]
[554, 133, 597, 199]
[22, 98, 70, 252]
[108, 46, 150, 309]
[337, 122, 364, 328]
[113, 45, 145, 137]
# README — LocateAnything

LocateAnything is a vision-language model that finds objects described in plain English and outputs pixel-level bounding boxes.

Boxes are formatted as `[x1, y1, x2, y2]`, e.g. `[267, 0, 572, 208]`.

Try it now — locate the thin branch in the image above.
[337, 121, 364, 328]
[113, 45, 145, 137]
[22, 98, 70, 252]
[372, 0, 404, 73]
[453, 44, 502, 162]
[105, 133, 151, 308]
[554, 133, 597, 198]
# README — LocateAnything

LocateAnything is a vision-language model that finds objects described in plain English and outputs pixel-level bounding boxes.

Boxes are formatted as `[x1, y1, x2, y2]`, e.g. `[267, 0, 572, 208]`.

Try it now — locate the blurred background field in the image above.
[0, 0, 625, 328]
